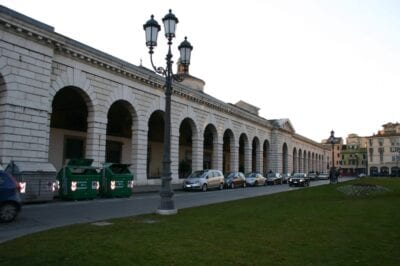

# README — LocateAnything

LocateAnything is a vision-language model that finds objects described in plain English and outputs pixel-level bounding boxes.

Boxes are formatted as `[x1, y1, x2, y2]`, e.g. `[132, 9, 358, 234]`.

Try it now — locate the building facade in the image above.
[0, 6, 329, 185]
[367, 123, 400, 176]
[340, 134, 368, 176]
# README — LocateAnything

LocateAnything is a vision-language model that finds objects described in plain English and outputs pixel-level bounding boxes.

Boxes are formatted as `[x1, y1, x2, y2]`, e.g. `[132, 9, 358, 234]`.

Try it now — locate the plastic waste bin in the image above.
[57, 159, 101, 200]
[5, 161, 57, 203]
[100, 163, 134, 198]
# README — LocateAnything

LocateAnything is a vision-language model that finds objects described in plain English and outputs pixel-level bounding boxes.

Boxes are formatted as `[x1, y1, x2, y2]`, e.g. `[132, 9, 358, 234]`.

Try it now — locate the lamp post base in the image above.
[156, 208, 178, 215]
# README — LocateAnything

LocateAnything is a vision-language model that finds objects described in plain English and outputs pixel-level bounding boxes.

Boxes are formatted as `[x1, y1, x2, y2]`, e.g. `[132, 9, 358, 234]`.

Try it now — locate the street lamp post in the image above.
[328, 130, 337, 184]
[143, 10, 193, 215]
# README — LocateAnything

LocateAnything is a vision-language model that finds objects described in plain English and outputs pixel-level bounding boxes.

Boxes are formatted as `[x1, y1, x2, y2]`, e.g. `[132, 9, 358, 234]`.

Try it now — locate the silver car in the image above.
[245, 173, 266, 186]
[266, 172, 283, 185]
[183, 169, 224, 192]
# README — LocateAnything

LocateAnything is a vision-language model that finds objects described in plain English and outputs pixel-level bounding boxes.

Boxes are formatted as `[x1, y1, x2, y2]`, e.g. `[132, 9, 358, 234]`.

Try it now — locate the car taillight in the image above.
[18, 182, 26, 193]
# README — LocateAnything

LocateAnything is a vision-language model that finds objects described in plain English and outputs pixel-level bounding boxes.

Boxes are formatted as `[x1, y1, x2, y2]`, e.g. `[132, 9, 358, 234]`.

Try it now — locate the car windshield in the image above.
[246, 173, 256, 178]
[267, 173, 276, 178]
[293, 173, 305, 178]
[225, 172, 237, 179]
[188, 170, 205, 178]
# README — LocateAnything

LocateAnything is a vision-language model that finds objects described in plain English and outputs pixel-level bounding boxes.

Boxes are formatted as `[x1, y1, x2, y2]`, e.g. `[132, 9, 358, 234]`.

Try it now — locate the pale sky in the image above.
[2, 0, 399, 142]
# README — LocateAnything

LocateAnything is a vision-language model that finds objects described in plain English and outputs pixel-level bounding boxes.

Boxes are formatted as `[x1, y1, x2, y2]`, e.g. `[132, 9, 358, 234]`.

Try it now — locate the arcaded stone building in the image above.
[0, 6, 329, 185]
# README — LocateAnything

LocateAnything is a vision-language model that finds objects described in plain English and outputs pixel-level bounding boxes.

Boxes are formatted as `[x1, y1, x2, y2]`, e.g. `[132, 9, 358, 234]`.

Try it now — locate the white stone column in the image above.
[232, 144, 239, 172]
[171, 133, 180, 183]
[131, 126, 148, 185]
[244, 146, 252, 174]
[257, 149, 263, 173]
[85, 118, 107, 168]
[192, 136, 203, 171]
[215, 140, 223, 171]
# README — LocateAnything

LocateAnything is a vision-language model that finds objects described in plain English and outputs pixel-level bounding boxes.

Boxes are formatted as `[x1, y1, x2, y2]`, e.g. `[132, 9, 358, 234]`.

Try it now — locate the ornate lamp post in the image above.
[328, 130, 337, 184]
[143, 10, 193, 215]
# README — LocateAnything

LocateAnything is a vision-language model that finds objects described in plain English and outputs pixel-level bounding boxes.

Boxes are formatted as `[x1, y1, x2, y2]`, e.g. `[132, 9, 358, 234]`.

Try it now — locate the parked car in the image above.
[358, 173, 367, 178]
[224, 172, 246, 189]
[288, 173, 310, 187]
[308, 172, 317, 180]
[245, 172, 266, 186]
[266, 172, 282, 185]
[282, 173, 292, 184]
[318, 172, 329, 180]
[0, 170, 22, 223]
[182, 169, 224, 192]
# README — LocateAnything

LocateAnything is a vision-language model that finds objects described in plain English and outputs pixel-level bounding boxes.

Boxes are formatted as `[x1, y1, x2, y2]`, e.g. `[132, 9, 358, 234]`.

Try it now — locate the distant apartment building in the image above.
[340, 134, 368, 176]
[367, 122, 400, 176]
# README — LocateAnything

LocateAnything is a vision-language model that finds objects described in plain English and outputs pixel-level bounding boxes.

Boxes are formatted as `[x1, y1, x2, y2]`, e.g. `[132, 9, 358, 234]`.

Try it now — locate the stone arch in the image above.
[178, 117, 198, 178]
[298, 149, 303, 173]
[174, 106, 198, 137]
[223, 128, 235, 173]
[105, 99, 138, 164]
[144, 97, 165, 124]
[252, 136, 261, 172]
[203, 123, 218, 169]
[263, 139, 270, 174]
[282, 142, 289, 174]
[50, 68, 98, 118]
[293, 147, 297, 173]
[239, 133, 250, 173]
[147, 110, 165, 179]
[48, 86, 95, 170]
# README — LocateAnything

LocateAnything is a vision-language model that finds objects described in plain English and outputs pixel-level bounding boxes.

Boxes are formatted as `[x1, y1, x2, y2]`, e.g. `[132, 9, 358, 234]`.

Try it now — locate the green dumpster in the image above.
[100, 163, 134, 198]
[57, 159, 101, 200]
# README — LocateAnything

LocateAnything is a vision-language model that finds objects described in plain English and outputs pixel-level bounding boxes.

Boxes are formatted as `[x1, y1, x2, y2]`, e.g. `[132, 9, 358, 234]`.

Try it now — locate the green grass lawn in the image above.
[1, 178, 399, 266]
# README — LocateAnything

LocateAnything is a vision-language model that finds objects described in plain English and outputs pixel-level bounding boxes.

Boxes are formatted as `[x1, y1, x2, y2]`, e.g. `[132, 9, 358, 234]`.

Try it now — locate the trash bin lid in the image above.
[103, 163, 132, 174]
[6, 161, 56, 173]
[66, 158, 94, 167]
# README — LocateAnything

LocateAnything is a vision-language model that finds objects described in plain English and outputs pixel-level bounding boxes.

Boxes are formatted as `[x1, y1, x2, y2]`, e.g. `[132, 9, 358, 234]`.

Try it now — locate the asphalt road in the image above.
[0, 179, 348, 243]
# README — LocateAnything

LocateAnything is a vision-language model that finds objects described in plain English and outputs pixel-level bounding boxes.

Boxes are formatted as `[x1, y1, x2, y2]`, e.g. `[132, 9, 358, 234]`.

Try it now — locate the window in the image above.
[379, 139, 384, 146]
[64, 138, 85, 164]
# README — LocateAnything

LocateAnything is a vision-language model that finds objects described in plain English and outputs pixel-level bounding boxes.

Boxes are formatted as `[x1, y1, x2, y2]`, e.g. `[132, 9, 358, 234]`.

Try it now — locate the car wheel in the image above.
[202, 184, 207, 192]
[0, 203, 18, 223]
[218, 183, 224, 190]
[230, 182, 235, 189]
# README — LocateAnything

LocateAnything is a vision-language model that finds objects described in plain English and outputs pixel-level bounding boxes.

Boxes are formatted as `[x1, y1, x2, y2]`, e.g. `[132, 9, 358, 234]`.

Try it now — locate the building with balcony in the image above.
[367, 122, 400, 176]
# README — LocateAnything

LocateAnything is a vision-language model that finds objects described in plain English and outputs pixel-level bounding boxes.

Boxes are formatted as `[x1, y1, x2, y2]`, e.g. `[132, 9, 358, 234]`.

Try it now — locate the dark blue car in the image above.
[0, 170, 22, 222]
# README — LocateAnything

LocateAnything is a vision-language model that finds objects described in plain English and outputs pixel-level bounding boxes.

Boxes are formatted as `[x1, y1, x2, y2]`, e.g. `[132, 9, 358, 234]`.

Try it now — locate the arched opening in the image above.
[239, 134, 248, 173]
[391, 166, 399, 177]
[282, 143, 288, 174]
[147, 110, 164, 179]
[370, 166, 378, 176]
[252, 137, 260, 173]
[263, 140, 270, 174]
[293, 148, 297, 173]
[179, 118, 195, 178]
[106, 100, 135, 164]
[223, 129, 234, 174]
[303, 150, 307, 173]
[49, 86, 89, 170]
[380, 166, 389, 176]
[298, 149, 302, 173]
[203, 124, 217, 169]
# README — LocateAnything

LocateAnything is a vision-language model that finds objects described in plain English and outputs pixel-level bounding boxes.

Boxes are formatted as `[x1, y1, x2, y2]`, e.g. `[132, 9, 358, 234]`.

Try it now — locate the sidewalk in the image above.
[132, 183, 182, 193]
